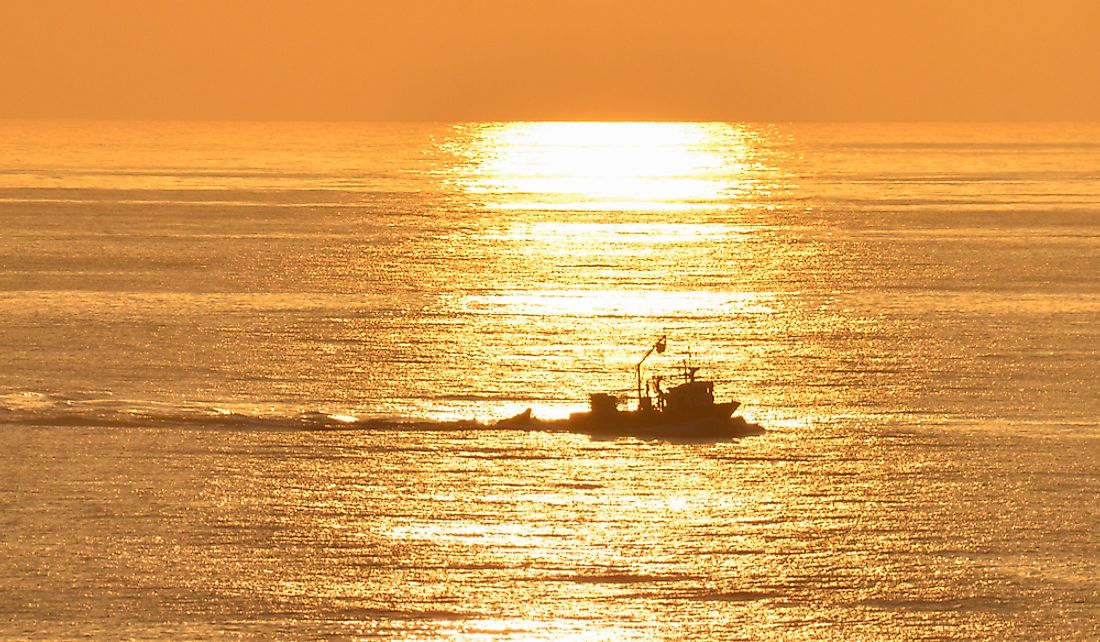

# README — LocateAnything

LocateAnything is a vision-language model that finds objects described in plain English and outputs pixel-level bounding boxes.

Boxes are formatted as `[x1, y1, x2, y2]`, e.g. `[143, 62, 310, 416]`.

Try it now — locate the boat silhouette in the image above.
[498, 335, 764, 440]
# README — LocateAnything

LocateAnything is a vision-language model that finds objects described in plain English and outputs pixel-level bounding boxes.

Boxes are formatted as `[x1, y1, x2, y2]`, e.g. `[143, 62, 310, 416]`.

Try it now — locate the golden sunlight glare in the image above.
[459, 122, 755, 211]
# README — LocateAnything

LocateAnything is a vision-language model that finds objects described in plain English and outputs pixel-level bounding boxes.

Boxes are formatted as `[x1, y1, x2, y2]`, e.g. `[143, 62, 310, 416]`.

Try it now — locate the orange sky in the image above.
[2, 0, 1098, 121]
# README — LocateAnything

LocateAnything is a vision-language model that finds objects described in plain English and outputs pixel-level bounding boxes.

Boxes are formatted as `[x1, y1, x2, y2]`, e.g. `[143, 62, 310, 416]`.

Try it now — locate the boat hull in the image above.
[497, 405, 764, 440]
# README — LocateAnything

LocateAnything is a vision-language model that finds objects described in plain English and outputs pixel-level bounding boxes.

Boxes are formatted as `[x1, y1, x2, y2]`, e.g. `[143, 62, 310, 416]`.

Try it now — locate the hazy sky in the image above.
[2, 0, 1099, 121]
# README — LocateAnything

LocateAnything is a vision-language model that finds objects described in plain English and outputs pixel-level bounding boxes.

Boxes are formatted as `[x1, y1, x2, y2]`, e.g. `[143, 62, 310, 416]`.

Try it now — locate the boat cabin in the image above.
[588, 392, 620, 417]
[663, 379, 715, 415]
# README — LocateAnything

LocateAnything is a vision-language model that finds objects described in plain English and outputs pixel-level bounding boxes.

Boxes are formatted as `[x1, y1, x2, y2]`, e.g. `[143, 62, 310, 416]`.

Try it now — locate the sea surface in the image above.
[1, 121, 1098, 640]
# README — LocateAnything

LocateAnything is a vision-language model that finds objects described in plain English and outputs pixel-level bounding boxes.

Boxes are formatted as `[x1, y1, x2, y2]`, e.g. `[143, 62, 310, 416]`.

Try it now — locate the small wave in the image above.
[685, 589, 783, 602]
[561, 572, 700, 585]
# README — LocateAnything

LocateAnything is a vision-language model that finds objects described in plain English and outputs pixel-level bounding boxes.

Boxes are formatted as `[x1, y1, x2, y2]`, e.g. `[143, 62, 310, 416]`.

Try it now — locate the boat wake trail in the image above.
[0, 391, 485, 433]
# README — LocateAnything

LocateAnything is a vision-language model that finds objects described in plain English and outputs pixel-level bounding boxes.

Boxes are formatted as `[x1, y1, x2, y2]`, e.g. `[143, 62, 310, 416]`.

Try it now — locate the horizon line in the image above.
[3, 117, 1099, 125]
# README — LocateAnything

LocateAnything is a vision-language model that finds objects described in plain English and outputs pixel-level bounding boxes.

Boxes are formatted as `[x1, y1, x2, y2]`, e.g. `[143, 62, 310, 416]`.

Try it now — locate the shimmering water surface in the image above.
[1, 121, 1098, 639]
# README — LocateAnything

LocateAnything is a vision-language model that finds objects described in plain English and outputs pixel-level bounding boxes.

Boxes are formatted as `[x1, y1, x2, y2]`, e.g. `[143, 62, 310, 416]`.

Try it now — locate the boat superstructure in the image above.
[499, 335, 763, 439]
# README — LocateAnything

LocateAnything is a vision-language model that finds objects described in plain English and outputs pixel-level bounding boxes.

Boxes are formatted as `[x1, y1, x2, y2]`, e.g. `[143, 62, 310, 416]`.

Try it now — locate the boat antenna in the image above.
[681, 346, 695, 381]
[635, 334, 666, 409]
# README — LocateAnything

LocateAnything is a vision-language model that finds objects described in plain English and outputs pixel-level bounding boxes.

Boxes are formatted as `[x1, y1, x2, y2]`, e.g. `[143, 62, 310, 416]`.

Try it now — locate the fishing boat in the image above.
[498, 335, 764, 440]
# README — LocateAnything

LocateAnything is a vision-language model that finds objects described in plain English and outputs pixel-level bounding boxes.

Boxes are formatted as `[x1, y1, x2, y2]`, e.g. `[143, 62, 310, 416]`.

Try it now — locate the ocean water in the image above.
[1, 121, 1098, 639]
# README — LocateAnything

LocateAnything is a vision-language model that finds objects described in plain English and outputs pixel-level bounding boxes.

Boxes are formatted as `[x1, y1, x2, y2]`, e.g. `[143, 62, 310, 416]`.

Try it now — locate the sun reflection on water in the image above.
[429, 121, 791, 425]
[442, 618, 645, 642]
[460, 290, 776, 318]
[455, 122, 761, 211]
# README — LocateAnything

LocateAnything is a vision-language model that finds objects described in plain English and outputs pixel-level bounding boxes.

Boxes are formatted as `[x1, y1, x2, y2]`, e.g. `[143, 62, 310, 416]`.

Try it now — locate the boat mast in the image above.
[635, 334, 667, 409]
